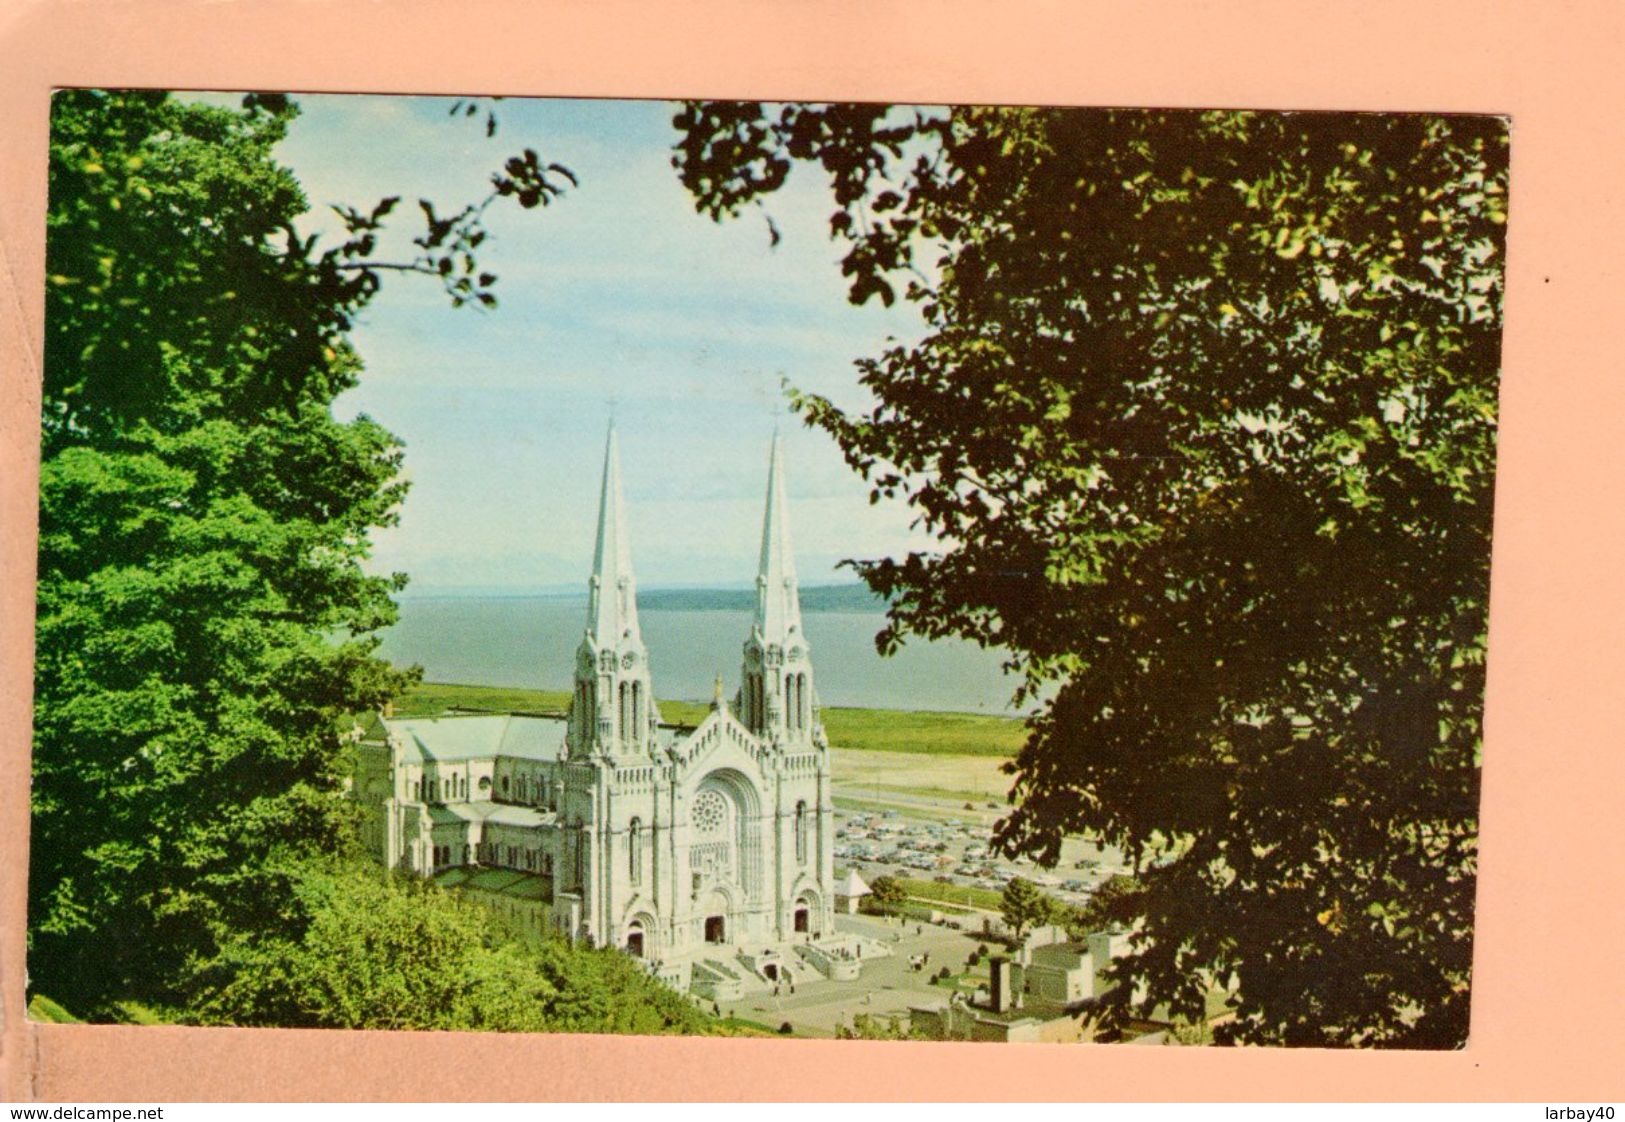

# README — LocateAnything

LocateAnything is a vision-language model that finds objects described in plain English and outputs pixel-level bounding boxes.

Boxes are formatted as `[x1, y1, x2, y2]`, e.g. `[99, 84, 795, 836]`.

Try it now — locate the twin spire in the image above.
[741, 430, 815, 744]
[586, 425, 641, 650]
[755, 431, 803, 645]
[572, 425, 812, 757]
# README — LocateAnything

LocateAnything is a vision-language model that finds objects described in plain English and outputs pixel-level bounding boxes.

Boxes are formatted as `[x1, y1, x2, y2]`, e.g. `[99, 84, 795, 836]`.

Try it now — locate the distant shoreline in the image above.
[397, 583, 890, 613]
[394, 681, 1029, 758]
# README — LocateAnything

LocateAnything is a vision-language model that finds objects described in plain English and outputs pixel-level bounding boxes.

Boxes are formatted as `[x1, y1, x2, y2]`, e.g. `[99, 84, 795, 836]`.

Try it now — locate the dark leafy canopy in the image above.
[676, 103, 1507, 1047]
[1065, 874, 1142, 942]
[31, 90, 570, 1015]
[866, 874, 908, 917]
[998, 875, 1054, 942]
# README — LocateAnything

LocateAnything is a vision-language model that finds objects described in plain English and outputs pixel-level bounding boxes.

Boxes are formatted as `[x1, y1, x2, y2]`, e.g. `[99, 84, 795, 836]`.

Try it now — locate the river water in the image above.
[378, 595, 1023, 714]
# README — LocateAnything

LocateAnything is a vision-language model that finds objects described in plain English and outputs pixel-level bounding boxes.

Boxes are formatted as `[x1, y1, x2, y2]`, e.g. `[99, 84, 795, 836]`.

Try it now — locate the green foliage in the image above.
[34, 90, 401, 1013]
[27, 994, 83, 1024]
[675, 103, 1506, 1048]
[109, 1001, 175, 1025]
[836, 1012, 921, 1041]
[999, 876, 1055, 941]
[865, 874, 908, 917]
[711, 1017, 777, 1036]
[187, 858, 717, 1034]
[30, 90, 569, 1019]
[1065, 874, 1143, 940]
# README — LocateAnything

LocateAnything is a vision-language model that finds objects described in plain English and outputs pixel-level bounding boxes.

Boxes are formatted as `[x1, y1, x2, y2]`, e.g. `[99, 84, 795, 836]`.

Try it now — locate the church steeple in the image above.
[755, 431, 803, 643]
[740, 433, 818, 745]
[568, 424, 659, 759]
[587, 424, 640, 649]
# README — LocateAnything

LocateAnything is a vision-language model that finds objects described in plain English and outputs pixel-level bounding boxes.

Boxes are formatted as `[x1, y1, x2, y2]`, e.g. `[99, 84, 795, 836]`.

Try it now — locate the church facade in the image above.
[356, 429, 837, 970]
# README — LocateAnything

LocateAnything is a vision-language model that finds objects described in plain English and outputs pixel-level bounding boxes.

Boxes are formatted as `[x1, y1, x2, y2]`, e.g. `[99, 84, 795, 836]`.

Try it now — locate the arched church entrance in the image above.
[625, 919, 645, 958]
[687, 769, 763, 948]
[792, 889, 821, 937]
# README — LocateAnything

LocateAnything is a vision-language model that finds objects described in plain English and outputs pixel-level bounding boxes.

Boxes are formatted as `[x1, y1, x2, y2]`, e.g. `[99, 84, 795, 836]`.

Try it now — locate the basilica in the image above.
[355, 428, 840, 991]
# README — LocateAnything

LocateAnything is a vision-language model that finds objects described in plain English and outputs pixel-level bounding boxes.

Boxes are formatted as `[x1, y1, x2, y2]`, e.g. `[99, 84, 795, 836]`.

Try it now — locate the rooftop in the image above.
[385, 713, 567, 764]
[834, 868, 872, 898]
[426, 801, 556, 827]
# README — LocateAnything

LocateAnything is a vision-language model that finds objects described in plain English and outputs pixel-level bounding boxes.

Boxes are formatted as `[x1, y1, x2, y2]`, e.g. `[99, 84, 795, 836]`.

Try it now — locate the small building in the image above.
[1024, 941, 1092, 1005]
[909, 995, 1099, 1045]
[833, 868, 871, 914]
[909, 927, 1138, 1044]
[1021, 923, 1071, 951]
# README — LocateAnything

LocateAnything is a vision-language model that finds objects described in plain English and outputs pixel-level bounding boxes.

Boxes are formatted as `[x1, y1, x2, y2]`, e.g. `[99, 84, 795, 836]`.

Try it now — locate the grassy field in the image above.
[393, 682, 572, 718]
[393, 681, 1026, 759]
[821, 707, 1026, 758]
[895, 876, 1006, 912]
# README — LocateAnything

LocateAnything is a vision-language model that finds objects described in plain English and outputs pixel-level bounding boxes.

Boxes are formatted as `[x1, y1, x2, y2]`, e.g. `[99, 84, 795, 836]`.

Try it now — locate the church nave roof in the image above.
[387, 713, 568, 764]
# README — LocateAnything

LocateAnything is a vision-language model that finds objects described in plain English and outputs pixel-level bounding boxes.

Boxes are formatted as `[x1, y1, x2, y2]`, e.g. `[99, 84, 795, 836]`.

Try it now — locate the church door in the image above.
[794, 906, 809, 934]
[626, 930, 644, 957]
[704, 914, 726, 944]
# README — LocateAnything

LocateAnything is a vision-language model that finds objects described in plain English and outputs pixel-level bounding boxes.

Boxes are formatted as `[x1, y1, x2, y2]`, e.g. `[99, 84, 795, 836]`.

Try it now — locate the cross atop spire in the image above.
[755, 431, 803, 643]
[587, 423, 640, 647]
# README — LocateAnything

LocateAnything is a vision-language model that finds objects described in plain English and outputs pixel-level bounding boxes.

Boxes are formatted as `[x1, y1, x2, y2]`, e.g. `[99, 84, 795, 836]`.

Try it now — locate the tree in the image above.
[1065, 874, 1142, 941]
[188, 859, 717, 1034]
[30, 90, 570, 1016]
[999, 876, 1053, 943]
[675, 104, 1506, 1047]
[866, 875, 907, 918]
[837, 1012, 920, 1040]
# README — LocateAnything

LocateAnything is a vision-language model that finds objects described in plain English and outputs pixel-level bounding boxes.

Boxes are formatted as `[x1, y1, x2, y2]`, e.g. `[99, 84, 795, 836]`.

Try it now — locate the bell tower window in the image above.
[629, 818, 643, 884]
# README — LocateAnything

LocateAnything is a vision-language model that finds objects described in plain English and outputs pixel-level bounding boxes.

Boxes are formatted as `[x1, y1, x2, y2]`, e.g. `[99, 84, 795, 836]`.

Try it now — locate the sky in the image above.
[242, 93, 936, 594]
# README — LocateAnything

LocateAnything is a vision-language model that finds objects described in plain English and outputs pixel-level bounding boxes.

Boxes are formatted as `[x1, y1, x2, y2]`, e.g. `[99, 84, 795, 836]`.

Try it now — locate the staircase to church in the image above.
[689, 957, 748, 1002]
[794, 941, 860, 981]
[737, 948, 814, 991]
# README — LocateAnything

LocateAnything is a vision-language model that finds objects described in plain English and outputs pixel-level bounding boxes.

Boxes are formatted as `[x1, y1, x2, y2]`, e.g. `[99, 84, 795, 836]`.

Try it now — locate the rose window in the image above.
[692, 789, 727, 836]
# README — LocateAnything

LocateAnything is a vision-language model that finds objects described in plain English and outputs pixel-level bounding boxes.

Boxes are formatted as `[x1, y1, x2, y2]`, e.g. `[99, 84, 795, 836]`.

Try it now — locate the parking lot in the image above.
[832, 802, 1133, 913]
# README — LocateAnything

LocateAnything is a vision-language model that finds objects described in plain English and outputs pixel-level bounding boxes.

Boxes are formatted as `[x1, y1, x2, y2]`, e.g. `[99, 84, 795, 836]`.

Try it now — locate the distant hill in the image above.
[638, 583, 888, 613]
